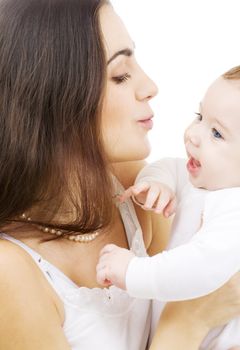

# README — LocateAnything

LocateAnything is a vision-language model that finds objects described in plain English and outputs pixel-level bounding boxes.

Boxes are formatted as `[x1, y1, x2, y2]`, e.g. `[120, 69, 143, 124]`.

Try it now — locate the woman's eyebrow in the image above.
[107, 48, 133, 65]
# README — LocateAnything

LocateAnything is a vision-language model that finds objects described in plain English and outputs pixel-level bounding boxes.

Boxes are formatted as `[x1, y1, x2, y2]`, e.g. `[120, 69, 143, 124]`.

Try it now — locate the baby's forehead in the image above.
[226, 78, 240, 90]
[201, 77, 240, 130]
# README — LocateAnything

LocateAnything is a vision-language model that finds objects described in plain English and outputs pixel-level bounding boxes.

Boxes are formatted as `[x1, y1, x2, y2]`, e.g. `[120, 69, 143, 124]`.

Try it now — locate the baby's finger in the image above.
[163, 196, 177, 217]
[99, 244, 117, 257]
[96, 266, 112, 286]
[97, 253, 113, 266]
[132, 181, 151, 195]
[144, 185, 160, 209]
[154, 190, 171, 214]
[120, 186, 135, 202]
[121, 182, 150, 203]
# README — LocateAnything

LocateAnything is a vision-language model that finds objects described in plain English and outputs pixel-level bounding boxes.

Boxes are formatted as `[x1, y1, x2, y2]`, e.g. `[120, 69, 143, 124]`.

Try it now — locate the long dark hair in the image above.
[0, 0, 113, 235]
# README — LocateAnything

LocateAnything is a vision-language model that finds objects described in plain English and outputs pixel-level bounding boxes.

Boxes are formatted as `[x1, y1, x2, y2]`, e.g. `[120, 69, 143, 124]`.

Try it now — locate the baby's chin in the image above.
[188, 176, 214, 191]
[189, 177, 232, 191]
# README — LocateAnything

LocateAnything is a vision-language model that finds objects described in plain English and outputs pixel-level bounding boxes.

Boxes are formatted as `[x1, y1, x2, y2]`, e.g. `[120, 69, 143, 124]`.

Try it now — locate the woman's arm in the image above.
[0, 240, 71, 350]
[150, 272, 240, 350]
[150, 303, 207, 349]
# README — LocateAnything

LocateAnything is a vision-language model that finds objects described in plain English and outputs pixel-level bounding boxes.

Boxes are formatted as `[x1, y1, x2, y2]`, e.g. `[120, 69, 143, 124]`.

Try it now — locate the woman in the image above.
[0, 0, 239, 349]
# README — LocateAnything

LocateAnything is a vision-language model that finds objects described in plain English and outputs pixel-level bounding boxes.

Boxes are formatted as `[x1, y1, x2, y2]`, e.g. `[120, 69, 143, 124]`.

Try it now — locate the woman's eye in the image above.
[112, 73, 131, 84]
[195, 112, 202, 121]
[212, 128, 223, 139]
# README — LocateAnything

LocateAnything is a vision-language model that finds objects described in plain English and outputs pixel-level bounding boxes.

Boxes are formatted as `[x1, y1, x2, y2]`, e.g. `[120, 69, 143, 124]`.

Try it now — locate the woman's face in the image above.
[100, 5, 158, 162]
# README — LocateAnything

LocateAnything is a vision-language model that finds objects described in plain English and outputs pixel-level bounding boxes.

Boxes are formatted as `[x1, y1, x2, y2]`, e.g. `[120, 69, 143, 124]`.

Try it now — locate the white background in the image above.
[111, 0, 240, 161]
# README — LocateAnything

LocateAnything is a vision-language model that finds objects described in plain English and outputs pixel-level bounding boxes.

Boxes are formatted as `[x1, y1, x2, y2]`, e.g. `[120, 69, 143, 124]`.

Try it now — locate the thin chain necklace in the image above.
[20, 213, 100, 243]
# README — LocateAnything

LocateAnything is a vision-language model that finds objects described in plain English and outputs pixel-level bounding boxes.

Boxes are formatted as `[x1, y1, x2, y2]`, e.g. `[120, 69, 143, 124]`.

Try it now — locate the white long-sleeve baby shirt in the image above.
[126, 158, 240, 301]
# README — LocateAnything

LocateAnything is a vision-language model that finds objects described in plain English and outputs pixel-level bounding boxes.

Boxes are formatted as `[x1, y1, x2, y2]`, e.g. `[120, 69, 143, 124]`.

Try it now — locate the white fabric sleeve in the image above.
[135, 158, 188, 199]
[126, 188, 240, 301]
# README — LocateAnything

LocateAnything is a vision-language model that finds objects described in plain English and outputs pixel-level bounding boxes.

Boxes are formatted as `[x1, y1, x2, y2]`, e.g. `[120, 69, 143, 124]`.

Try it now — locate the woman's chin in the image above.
[131, 142, 152, 161]
[106, 138, 151, 163]
[126, 148, 151, 162]
[140, 140, 152, 158]
[109, 150, 151, 163]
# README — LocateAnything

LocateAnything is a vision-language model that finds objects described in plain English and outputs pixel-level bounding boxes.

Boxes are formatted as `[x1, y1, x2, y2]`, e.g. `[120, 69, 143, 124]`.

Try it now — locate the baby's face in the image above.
[184, 76, 240, 190]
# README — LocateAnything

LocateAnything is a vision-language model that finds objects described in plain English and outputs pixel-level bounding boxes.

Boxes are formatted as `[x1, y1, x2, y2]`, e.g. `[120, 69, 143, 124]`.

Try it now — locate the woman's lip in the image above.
[137, 117, 154, 130]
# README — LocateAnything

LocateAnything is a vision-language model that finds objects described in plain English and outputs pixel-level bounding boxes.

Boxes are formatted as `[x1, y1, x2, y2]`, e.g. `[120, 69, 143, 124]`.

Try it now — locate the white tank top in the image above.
[0, 195, 151, 350]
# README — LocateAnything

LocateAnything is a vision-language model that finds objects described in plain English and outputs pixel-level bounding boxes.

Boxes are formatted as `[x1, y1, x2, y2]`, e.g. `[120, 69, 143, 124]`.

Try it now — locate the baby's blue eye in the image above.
[212, 128, 222, 139]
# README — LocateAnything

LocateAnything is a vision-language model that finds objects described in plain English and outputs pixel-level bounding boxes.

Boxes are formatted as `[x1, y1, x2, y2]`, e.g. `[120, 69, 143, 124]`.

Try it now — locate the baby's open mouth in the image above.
[187, 156, 201, 174]
[189, 157, 201, 167]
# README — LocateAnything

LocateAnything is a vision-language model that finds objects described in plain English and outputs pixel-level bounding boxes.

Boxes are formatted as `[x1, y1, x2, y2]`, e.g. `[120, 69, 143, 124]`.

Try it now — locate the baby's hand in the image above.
[121, 181, 176, 217]
[96, 244, 135, 290]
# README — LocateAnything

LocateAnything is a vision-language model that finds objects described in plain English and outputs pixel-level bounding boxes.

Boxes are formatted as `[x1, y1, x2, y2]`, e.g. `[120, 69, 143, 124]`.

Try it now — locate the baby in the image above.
[97, 65, 240, 350]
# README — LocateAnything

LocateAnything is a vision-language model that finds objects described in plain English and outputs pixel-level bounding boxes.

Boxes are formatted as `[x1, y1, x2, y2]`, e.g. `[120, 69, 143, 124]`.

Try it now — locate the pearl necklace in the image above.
[20, 213, 100, 243]
[19, 192, 123, 243]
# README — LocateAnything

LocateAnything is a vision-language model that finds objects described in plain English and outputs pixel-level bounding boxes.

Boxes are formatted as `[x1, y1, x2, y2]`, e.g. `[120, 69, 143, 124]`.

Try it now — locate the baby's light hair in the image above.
[223, 65, 240, 80]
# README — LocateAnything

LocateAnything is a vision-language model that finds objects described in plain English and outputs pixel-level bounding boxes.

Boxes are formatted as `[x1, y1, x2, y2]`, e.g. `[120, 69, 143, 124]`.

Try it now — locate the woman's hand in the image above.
[150, 272, 240, 350]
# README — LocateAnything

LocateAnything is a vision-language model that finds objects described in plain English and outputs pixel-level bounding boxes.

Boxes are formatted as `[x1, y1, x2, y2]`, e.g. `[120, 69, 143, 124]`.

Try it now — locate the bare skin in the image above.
[150, 272, 240, 349]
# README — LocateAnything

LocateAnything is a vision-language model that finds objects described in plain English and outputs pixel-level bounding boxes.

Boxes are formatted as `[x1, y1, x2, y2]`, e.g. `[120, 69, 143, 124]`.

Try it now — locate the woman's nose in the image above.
[135, 69, 158, 101]
[184, 124, 200, 147]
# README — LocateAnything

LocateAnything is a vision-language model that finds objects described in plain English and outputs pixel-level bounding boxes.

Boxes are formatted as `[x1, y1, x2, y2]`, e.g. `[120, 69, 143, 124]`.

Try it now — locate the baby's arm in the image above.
[96, 158, 181, 288]
[119, 158, 185, 219]
[121, 180, 176, 217]
[134, 157, 188, 199]
[97, 188, 240, 301]
[126, 188, 240, 300]
[96, 244, 135, 289]
[121, 158, 187, 215]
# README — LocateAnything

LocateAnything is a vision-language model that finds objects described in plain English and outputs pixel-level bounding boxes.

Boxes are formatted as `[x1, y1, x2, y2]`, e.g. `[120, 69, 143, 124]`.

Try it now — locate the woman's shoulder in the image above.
[0, 238, 54, 302]
[0, 238, 68, 349]
[0, 238, 62, 303]
[0, 238, 37, 276]
[0, 238, 64, 315]
[0, 239, 40, 311]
